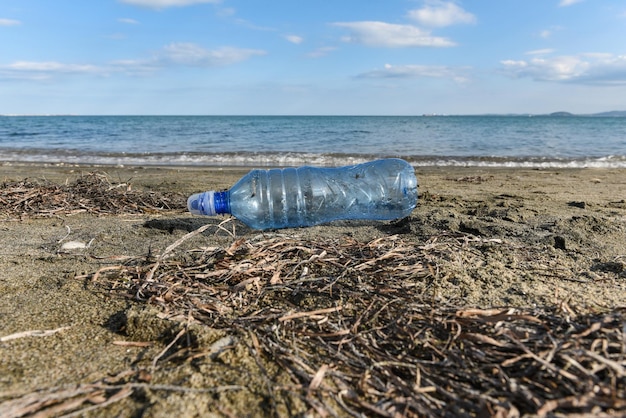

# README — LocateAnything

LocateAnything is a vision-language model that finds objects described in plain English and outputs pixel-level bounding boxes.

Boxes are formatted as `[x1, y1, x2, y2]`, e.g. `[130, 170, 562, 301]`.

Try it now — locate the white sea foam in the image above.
[1, 150, 625, 168]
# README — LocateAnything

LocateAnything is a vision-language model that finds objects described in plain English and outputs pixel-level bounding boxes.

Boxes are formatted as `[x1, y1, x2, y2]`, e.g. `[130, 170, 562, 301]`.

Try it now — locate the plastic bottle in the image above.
[187, 158, 418, 230]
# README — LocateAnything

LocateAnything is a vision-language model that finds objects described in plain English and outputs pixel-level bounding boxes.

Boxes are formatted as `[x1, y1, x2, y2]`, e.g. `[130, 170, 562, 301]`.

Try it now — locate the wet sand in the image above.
[1, 163, 625, 416]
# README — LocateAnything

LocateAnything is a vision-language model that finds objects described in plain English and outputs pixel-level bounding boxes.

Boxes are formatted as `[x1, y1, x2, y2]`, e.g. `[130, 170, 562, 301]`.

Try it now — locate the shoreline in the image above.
[3, 149, 626, 170]
[4, 160, 626, 200]
[1, 163, 625, 416]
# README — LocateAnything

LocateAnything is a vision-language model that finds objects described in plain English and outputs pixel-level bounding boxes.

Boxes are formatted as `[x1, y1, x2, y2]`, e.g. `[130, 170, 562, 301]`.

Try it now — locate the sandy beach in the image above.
[1, 163, 625, 417]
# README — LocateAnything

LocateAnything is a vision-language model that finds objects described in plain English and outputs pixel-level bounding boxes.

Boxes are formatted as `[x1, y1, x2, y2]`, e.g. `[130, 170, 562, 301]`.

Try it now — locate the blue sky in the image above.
[1, 0, 626, 115]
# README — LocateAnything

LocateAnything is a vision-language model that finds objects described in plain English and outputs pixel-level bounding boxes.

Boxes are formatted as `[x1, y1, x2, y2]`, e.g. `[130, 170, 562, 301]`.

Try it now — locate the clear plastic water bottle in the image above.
[187, 158, 418, 230]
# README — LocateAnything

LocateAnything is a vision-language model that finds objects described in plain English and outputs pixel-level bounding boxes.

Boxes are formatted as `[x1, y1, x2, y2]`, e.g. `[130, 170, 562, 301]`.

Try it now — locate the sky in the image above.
[1, 0, 626, 115]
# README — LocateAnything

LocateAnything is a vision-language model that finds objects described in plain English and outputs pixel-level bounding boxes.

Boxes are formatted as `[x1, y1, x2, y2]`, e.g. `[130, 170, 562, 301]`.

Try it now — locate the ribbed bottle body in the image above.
[228, 158, 417, 230]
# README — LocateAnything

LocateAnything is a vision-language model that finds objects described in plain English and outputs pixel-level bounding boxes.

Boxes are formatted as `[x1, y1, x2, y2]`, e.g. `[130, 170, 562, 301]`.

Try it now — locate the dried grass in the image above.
[85, 225, 625, 417]
[0, 172, 183, 219]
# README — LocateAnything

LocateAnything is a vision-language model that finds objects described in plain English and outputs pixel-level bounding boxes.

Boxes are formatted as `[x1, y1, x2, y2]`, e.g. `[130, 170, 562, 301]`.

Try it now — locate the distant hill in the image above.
[589, 111, 626, 117]
[546, 111, 626, 117]
[468, 110, 626, 117]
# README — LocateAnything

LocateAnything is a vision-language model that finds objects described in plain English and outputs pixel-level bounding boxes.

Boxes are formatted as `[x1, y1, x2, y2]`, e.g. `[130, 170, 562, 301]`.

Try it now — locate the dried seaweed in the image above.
[0, 172, 184, 219]
[1, 174, 624, 416]
[0, 373, 243, 418]
[86, 228, 626, 417]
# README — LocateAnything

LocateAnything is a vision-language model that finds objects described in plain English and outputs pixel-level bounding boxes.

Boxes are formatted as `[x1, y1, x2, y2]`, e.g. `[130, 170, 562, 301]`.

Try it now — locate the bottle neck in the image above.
[213, 191, 231, 214]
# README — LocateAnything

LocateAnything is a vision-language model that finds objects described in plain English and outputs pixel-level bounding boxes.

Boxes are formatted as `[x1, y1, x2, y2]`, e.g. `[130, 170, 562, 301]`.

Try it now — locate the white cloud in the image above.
[159, 43, 265, 66]
[0, 43, 265, 80]
[216, 7, 235, 17]
[539, 25, 563, 39]
[526, 49, 555, 55]
[407, 1, 476, 27]
[231, 18, 275, 32]
[118, 0, 220, 9]
[582, 52, 614, 59]
[307, 46, 337, 58]
[501, 56, 589, 81]
[0, 18, 21, 26]
[559, 0, 584, 6]
[0, 61, 102, 80]
[333, 21, 455, 48]
[118, 18, 139, 24]
[6, 62, 96, 72]
[109, 59, 159, 75]
[284, 35, 303, 44]
[501, 53, 626, 84]
[357, 63, 470, 83]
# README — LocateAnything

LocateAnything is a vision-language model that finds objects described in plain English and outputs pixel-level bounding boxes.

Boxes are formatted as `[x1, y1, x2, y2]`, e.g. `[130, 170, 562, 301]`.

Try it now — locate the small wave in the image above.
[404, 155, 626, 169]
[1, 149, 625, 168]
[7, 132, 41, 137]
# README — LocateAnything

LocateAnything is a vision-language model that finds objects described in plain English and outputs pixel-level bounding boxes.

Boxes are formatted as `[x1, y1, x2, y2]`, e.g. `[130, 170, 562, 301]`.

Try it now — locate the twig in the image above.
[57, 386, 133, 418]
[57, 225, 71, 243]
[145, 223, 215, 282]
[580, 349, 626, 377]
[0, 326, 71, 342]
[152, 328, 186, 369]
[279, 306, 343, 322]
[102, 382, 246, 393]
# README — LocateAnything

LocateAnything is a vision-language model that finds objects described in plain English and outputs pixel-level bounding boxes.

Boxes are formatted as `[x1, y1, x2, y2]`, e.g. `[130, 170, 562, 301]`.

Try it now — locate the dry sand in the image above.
[0, 163, 624, 417]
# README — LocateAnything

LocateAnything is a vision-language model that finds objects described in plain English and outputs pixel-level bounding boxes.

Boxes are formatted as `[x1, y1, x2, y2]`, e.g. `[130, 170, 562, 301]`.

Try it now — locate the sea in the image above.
[1, 115, 625, 168]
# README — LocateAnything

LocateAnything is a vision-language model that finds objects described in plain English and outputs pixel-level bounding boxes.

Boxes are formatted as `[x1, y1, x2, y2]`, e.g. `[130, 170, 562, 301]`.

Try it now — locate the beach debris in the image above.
[208, 335, 236, 359]
[54, 225, 95, 253]
[2, 172, 625, 416]
[188, 158, 417, 230]
[60, 239, 94, 251]
[60, 241, 87, 250]
[83, 227, 626, 418]
[0, 326, 71, 342]
[452, 175, 492, 183]
[111, 340, 152, 348]
[0, 172, 184, 219]
[0, 374, 243, 418]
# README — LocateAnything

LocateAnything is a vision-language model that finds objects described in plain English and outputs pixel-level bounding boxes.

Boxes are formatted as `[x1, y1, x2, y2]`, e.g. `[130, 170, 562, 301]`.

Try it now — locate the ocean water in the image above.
[1, 115, 625, 168]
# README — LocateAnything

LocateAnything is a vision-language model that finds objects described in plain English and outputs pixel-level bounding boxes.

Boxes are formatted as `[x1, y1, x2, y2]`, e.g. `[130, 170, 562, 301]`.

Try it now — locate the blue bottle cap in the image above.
[187, 191, 216, 216]
[188, 191, 230, 216]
